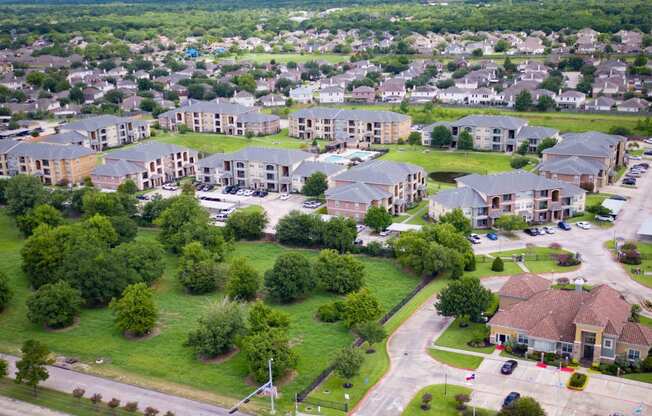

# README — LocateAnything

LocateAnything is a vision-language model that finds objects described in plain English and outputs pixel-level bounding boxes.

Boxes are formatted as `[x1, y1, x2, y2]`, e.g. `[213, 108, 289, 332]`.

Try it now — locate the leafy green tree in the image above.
[364, 206, 392, 233]
[242, 328, 298, 383]
[5, 175, 47, 217]
[108, 215, 138, 244]
[177, 242, 224, 294]
[438, 208, 472, 235]
[343, 288, 383, 328]
[141, 195, 174, 225]
[82, 214, 118, 247]
[430, 125, 453, 147]
[516, 141, 529, 155]
[112, 240, 165, 285]
[435, 277, 491, 322]
[15, 340, 50, 396]
[355, 321, 386, 351]
[226, 257, 260, 301]
[16, 204, 64, 237]
[536, 95, 556, 112]
[81, 191, 128, 218]
[407, 131, 422, 146]
[494, 215, 527, 232]
[225, 209, 268, 240]
[248, 301, 290, 334]
[630, 304, 641, 323]
[315, 249, 365, 295]
[457, 130, 474, 150]
[536, 137, 557, 157]
[491, 257, 504, 272]
[514, 90, 533, 112]
[0, 358, 7, 378]
[302, 172, 329, 197]
[322, 216, 357, 253]
[117, 179, 138, 195]
[0, 271, 11, 312]
[497, 396, 545, 416]
[186, 299, 247, 358]
[333, 346, 364, 388]
[27, 281, 82, 329]
[110, 283, 157, 337]
[264, 252, 315, 303]
[275, 211, 324, 247]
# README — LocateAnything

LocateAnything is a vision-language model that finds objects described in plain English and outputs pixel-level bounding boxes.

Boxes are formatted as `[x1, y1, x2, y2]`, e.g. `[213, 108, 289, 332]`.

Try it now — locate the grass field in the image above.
[233, 53, 349, 64]
[491, 245, 581, 273]
[0, 212, 421, 411]
[434, 319, 495, 354]
[428, 349, 484, 370]
[152, 129, 307, 154]
[465, 255, 523, 279]
[401, 384, 495, 416]
[608, 240, 652, 289]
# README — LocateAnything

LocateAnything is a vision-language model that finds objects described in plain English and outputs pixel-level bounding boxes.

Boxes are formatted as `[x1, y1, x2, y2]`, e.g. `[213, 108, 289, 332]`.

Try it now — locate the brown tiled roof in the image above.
[573, 285, 629, 330]
[620, 322, 652, 347]
[498, 273, 551, 301]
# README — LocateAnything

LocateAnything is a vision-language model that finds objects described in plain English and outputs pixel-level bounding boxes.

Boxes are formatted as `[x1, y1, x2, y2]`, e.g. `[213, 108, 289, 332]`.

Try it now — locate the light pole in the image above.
[269, 358, 275, 415]
[228, 358, 276, 415]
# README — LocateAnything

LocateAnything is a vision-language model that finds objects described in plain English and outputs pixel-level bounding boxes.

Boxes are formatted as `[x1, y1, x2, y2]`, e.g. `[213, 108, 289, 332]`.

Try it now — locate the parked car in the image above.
[467, 234, 482, 244]
[354, 238, 364, 246]
[644, 138, 652, 145]
[542, 226, 555, 234]
[228, 186, 240, 194]
[524, 228, 540, 236]
[500, 360, 518, 375]
[596, 215, 614, 222]
[236, 189, 246, 196]
[558, 221, 571, 231]
[629, 155, 642, 161]
[576, 221, 592, 229]
[622, 178, 637, 186]
[243, 189, 255, 196]
[356, 224, 366, 233]
[223, 186, 233, 194]
[486, 233, 498, 241]
[136, 194, 150, 201]
[644, 150, 652, 156]
[303, 200, 322, 209]
[253, 190, 268, 197]
[162, 184, 178, 191]
[379, 229, 391, 237]
[609, 195, 627, 201]
[503, 392, 521, 408]
[279, 193, 290, 201]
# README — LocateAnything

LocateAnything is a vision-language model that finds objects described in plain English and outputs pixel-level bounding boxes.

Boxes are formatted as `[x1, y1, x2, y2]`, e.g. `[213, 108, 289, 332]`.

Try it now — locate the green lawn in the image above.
[491, 246, 581, 273]
[608, 240, 652, 289]
[151, 129, 307, 155]
[463, 256, 522, 279]
[623, 373, 652, 383]
[0, 212, 420, 411]
[434, 319, 495, 354]
[234, 52, 349, 64]
[402, 384, 495, 416]
[428, 349, 484, 370]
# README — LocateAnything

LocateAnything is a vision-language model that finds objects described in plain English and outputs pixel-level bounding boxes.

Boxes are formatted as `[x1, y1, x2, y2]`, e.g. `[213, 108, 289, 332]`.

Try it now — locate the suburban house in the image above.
[555, 90, 586, 109]
[0, 141, 96, 185]
[424, 115, 559, 153]
[351, 86, 376, 103]
[319, 86, 345, 104]
[91, 142, 197, 190]
[378, 79, 406, 102]
[428, 170, 586, 228]
[538, 132, 626, 191]
[325, 160, 426, 221]
[489, 274, 652, 366]
[60, 115, 151, 151]
[157, 100, 280, 136]
[196, 147, 313, 193]
[231, 91, 255, 107]
[288, 107, 411, 146]
[289, 86, 314, 104]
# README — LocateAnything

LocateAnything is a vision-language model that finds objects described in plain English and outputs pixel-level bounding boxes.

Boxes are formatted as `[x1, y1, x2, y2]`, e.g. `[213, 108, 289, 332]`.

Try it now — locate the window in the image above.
[628, 349, 641, 361]
[603, 339, 613, 349]
[517, 334, 528, 345]
[560, 343, 573, 354]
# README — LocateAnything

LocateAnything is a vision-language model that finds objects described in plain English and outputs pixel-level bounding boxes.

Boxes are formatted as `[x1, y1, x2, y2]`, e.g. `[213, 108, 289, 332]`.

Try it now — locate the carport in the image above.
[387, 223, 423, 234]
[637, 217, 652, 241]
[601, 198, 626, 218]
[199, 200, 237, 212]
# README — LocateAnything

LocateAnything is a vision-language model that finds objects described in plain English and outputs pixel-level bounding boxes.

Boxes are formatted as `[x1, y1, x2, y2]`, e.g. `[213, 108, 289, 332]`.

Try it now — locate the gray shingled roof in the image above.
[161, 100, 253, 117]
[290, 107, 409, 123]
[63, 115, 130, 131]
[222, 147, 313, 165]
[293, 160, 346, 178]
[429, 186, 486, 209]
[333, 159, 424, 185]
[544, 131, 624, 158]
[41, 131, 87, 145]
[106, 142, 192, 162]
[92, 159, 144, 177]
[456, 170, 584, 196]
[325, 182, 391, 203]
[8, 142, 94, 159]
[517, 126, 558, 140]
[238, 112, 280, 123]
[538, 156, 603, 176]
[452, 115, 528, 130]
[197, 152, 228, 169]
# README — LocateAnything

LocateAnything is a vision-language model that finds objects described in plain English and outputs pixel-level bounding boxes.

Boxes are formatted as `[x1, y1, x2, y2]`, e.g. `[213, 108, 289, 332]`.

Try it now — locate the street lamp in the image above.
[228, 358, 276, 415]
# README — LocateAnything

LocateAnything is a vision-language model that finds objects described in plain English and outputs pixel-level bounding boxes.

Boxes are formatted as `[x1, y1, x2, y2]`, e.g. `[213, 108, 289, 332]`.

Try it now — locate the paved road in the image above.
[0, 354, 231, 416]
[0, 395, 71, 416]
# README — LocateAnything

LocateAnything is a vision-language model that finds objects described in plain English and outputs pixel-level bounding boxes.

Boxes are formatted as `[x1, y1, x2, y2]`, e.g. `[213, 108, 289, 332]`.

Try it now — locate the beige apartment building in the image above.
[60, 115, 151, 151]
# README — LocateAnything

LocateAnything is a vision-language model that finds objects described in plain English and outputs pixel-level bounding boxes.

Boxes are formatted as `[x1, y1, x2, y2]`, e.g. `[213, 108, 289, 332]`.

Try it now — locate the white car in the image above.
[596, 215, 614, 222]
[279, 193, 290, 201]
[236, 189, 246, 196]
[467, 233, 482, 244]
[356, 224, 366, 233]
[379, 230, 391, 237]
[644, 138, 652, 145]
[576, 221, 592, 230]
[542, 226, 555, 234]
[243, 189, 255, 196]
[162, 184, 178, 191]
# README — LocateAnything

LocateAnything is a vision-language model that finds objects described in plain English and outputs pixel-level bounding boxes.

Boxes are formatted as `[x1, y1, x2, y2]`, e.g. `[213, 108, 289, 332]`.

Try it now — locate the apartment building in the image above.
[325, 160, 426, 221]
[0, 141, 96, 185]
[428, 170, 586, 228]
[91, 142, 197, 190]
[289, 107, 411, 147]
[60, 115, 151, 151]
[423, 115, 559, 153]
[196, 147, 313, 193]
[157, 101, 280, 136]
[538, 131, 626, 191]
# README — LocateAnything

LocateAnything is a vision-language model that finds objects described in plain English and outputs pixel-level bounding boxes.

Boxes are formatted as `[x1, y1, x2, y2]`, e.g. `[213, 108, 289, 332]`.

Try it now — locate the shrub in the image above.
[556, 277, 570, 285]
[26, 281, 83, 329]
[549, 242, 561, 250]
[641, 356, 652, 372]
[556, 253, 581, 267]
[621, 249, 642, 265]
[491, 256, 504, 272]
[510, 156, 530, 169]
[72, 387, 85, 399]
[343, 288, 383, 328]
[317, 301, 345, 323]
[569, 372, 587, 388]
[124, 402, 139, 412]
[622, 241, 638, 251]
[420, 392, 433, 410]
[185, 299, 247, 358]
[226, 257, 260, 301]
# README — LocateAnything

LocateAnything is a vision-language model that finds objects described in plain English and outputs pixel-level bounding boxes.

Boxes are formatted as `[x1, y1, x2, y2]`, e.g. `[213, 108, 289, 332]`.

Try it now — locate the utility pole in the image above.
[269, 358, 276, 415]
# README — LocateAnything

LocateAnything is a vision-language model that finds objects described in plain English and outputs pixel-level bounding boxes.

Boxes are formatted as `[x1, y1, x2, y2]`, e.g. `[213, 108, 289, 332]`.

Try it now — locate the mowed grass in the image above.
[434, 319, 495, 354]
[152, 128, 307, 154]
[234, 52, 349, 64]
[491, 245, 581, 273]
[428, 349, 484, 370]
[609, 240, 652, 289]
[0, 212, 420, 410]
[464, 256, 523, 279]
[402, 384, 496, 416]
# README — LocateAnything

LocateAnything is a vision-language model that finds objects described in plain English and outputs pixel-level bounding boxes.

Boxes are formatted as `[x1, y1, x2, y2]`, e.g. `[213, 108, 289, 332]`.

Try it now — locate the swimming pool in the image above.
[324, 155, 350, 164]
[347, 150, 375, 160]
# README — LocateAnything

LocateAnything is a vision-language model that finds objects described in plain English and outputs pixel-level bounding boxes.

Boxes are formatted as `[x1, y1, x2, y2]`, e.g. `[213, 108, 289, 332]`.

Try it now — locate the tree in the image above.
[355, 321, 386, 351]
[536, 95, 556, 112]
[438, 208, 471, 235]
[0, 271, 12, 312]
[435, 277, 492, 322]
[248, 301, 290, 334]
[264, 252, 315, 303]
[497, 396, 545, 416]
[536, 137, 557, 157]
[322, 216, 357, 253]
[457, 131, 473, 150]
[4, 175, 47, 217]
[82, 190, 131, 218]
[185, 299, 247, 358]
[491, 256, 504, 272]
[242, 328, 298, 383]
[177, 242, 225, 294]
[407, 131, 421, 146]
[343, 288, 383, 328]
[15, 340, 50, 396]
[302, 172, 328, 197]
[516, 141, 529, 156]
[430, 125, 453, 147]
[72, 387, 85, 400]
[16, 204, 64, 237]
[315, 249, 365, 295]
[109, 215, 138, 244]
[112, 241, 165, 285]
[108, 398, 121, 414]
[0, 358, 7, 378]
[514, 90, 533, 112]
[333, 346, 364, 388]
[225, 209, 268, 240]
[226, 257, 260, 301]
[117, 179, 138, 195]
[494, 215, 527, 232]
[364, 206, 392, 233]
[276, 211, 324, 247]
[27, 281, 82, 329]
[110, 283, 157, 337]
[630, 304, 641, 323]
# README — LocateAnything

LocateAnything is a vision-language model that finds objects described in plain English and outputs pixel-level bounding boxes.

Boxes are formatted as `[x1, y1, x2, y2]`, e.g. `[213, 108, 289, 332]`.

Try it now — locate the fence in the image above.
[295, 276, 434, 404]
[475, 253, 560, 263]
[300, 396, 349, 412]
